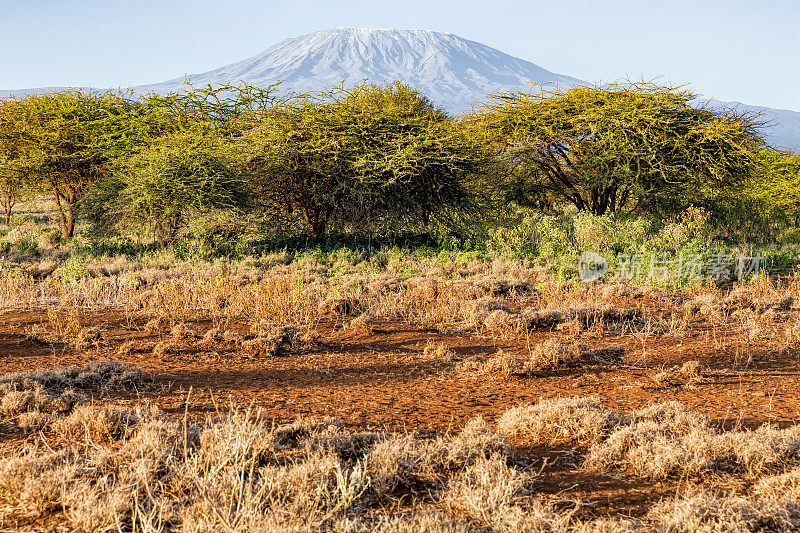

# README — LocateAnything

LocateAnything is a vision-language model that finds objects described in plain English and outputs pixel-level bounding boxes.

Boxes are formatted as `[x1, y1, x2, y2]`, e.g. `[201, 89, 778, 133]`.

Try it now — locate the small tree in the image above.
[478, 83, 762, 216]
[0, 170, 25, 226]
[0, 90, 154, 238]
[92, 133, 249, 245]
[0, 139, 25, 225]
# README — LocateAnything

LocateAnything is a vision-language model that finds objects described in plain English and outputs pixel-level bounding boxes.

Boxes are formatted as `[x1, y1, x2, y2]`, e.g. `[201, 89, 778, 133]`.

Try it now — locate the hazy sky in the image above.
[2, 0, 798, 110]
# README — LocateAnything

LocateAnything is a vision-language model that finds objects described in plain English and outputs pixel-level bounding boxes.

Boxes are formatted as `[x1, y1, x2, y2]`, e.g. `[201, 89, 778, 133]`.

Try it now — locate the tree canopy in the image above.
[88, 132, 249, 245]
[0, 90, 154, 237]
[243, 82, 485, 235]
[477, 83, 763, 216]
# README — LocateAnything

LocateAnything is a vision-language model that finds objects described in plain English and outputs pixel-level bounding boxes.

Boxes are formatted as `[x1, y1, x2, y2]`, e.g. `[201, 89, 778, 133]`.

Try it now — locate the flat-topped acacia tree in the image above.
[478, 82, 763, 216]
[0, 90, 153, 238]
[243, 82, 485, 235]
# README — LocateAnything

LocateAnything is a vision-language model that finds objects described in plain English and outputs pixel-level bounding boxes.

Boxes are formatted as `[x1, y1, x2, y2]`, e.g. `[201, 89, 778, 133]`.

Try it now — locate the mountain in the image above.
[703, 99, 800, 153]
[0, 87, 88, 99]
[136, 28, 581, 113]
[2, 28, 799, 151]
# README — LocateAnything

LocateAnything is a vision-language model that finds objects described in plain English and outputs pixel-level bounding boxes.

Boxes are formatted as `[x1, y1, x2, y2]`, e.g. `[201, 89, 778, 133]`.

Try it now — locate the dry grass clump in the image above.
[456, 339, 625, 380]
[599, 283, 649, 300]
[528, 339, 625, 371]
[0, 400, 515, 531]
[422, 341, 458, 362]
[463, 297, 512, 329]
[647, 491, 800, 532]
[482, 309, 526, 337]
[201, 327, 225, 343]
[683, 294, 721, 317]
[0, 404, 191, 530]
[440, 454, 529, 530]
[71, 325, 105, 350]
[170, 321, 200, 339]
[471, 275, 531, 297]
[144, 316, 165, 334]
[319, 296, 362, 316]
[755, 468, 800, 500]
[498, 396, 620, 446]
[272, 416, 346, 448]
[479, 306, 642, 337]
[521, 308, 567, 330]
[0, 361, 152, 419]
[54, 403, 159, 443]
[0, 384, 83, 417]
[222, 329, 246, 344]
[569, 307, 642, 329]
[116, 339, 139, 355]
[529, 339, 590, 369]
[2, 362, 800, 532]
[649, 360, 705, 389]
[242, 324, 312, 357]
[367, 416, 511, 498]
[0, 361, 154, 433]
[585, 403, 800, 480]
[152, 340, 178, 356]
[350, 312, 376, 334]
[456, 351, 524, 380]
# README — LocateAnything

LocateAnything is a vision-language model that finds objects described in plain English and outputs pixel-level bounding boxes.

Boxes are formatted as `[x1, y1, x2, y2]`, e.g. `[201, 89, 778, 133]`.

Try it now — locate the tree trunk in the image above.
[303, 204, 331, 236]
[54, 191, 76, 239]
[2, 201, 11, 226]
[65, 205, 75, 239]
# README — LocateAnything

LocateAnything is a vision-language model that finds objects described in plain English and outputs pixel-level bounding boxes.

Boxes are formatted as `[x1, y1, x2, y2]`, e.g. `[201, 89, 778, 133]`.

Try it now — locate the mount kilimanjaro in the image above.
[136, 28, 581, 112]
[2, 28, 798, 151]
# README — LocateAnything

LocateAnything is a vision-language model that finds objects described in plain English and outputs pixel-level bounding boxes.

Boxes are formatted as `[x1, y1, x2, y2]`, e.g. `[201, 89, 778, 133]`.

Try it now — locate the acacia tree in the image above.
[478, 83, 762, 215]
[243, 82, 485, 235]
[88, 132, 250, 245]
[0, 90, 153, 238]
[0, 165, 25, 225]
[756, 150, 800, 223]
[142, 81, 282, 135]
[0, 119, 25, 225]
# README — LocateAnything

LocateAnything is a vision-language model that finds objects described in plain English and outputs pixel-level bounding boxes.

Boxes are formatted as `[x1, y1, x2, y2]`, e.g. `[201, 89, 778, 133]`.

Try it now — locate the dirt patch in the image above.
[0, 307, 798, 521]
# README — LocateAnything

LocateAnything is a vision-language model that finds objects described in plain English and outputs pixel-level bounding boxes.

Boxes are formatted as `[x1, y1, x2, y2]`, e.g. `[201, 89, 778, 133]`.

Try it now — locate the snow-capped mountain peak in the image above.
[136, 28, 581, 113]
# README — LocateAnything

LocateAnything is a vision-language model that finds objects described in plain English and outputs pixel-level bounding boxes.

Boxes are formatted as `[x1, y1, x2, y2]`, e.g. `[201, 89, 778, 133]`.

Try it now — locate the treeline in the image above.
[0, 80, 797, 245]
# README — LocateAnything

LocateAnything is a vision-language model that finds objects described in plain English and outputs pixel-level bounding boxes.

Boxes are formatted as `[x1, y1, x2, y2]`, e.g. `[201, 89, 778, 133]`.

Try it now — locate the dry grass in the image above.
[498, 396, 620, 446]
[585, 403, 800, 480]
[422, 340, 458, 362]
[3, 221, 800, 529]
[647, 492, 800, 532]
[0, 368, 799, 531]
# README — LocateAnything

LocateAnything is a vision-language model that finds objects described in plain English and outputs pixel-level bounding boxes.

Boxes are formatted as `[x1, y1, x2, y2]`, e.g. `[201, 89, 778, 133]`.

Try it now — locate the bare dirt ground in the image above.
[2, 308, 797, 520]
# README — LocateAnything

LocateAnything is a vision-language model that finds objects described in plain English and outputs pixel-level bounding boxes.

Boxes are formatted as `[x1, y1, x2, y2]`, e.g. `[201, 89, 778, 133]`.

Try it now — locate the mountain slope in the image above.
[135, 28, 581, 113]
[703, 99, 800, 152]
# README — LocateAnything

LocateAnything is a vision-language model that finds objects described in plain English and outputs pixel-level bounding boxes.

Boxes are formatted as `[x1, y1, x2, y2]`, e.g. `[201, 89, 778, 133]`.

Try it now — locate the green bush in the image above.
[88, 133, 249, 245]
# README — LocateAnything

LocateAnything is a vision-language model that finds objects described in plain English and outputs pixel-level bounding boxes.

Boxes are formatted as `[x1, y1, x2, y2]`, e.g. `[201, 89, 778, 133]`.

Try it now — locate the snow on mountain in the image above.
[2, 28, 799, 150]
[134, 28, 581, 113]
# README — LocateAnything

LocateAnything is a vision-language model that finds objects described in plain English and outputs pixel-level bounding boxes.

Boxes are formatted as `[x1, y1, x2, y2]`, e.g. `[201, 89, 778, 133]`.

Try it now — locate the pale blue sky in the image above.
[1, 0, 798, 110]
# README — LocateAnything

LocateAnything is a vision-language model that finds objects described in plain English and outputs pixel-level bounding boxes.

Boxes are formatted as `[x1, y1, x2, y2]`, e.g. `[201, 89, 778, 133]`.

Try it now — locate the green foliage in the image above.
[478, 82, 762, 216]
[88, 133, 249, 245]
[755, 150, 800, 220]
[141, 81, 282, 136]
[0, 90, 156, 237]
[3, 80, 799, 276]
[243, 82, 485, 235]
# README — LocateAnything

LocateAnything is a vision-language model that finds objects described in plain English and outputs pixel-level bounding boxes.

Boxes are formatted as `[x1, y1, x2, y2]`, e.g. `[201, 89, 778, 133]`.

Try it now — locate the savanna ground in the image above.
[1, 199, 799, 532]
